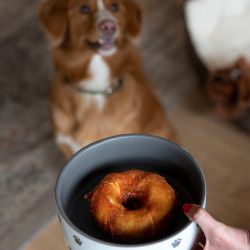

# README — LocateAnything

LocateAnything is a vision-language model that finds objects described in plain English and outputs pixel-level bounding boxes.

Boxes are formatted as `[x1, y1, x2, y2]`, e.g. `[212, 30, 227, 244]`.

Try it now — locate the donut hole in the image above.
[122, 197, 144, 211]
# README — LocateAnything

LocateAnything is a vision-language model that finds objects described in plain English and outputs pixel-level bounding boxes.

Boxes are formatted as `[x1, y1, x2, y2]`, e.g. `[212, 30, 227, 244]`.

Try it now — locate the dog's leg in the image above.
[51, 105, 82, 159]
[55, 134, 82, 159]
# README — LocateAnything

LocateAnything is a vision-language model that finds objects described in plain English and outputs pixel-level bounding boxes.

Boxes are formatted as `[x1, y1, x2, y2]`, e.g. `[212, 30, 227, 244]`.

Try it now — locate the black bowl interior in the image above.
[56, 135, 206, 245]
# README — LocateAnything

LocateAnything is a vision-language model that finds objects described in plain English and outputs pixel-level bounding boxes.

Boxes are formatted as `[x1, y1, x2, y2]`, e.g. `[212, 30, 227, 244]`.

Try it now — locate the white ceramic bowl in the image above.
[56, 134, 206, 249]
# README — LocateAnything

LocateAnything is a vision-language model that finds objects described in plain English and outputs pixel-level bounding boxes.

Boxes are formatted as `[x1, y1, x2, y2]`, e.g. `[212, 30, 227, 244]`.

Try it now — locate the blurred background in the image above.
[0, 0, 249, 249]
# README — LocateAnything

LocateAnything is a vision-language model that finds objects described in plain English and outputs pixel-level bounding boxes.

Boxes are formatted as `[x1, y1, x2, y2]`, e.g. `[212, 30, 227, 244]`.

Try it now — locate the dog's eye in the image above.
[110, 3, 118, 12]
[80, 5, 90, 14]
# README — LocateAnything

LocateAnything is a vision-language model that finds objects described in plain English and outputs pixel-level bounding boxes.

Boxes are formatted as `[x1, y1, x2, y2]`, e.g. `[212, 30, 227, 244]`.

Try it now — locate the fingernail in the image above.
[183, 203, 193, 213]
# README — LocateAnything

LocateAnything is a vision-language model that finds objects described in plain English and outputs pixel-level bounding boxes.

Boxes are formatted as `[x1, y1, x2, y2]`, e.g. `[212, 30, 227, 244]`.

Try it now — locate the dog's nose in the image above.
[99, 20, 117, 37]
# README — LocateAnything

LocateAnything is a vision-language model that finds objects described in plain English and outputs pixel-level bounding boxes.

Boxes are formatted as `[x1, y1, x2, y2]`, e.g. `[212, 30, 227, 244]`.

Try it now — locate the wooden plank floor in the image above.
[22, 89, 250, 250]
[23, 218, 67, 250]
[170, 90, 250, 229]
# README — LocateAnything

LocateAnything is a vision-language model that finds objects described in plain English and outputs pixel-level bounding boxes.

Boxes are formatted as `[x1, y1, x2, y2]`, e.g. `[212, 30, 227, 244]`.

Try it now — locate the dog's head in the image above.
[39, 0, 142, 55]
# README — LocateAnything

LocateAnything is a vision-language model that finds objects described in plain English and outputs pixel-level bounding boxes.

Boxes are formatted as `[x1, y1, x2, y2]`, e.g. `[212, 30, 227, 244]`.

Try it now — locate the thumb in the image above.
[183, 204, 250, 249]
[183, 204, 218, 237]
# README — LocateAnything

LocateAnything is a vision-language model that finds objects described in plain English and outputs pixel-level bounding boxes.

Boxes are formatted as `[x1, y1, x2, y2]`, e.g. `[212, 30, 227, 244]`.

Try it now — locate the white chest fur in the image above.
[79, 54, 111, 110]
[56, 54, 112, 154]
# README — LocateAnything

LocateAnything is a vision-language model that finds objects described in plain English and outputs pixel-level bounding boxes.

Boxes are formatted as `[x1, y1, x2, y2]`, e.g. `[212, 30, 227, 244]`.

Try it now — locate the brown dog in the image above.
[39, 0, 178, 159]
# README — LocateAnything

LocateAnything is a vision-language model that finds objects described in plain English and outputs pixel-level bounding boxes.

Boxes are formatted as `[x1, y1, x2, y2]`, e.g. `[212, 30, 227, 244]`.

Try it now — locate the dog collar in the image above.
[63, 76, 123, 96]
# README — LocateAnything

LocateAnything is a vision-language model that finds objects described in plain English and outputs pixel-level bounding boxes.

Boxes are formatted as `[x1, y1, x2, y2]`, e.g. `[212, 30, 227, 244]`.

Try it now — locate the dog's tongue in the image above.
[99, 38, 116, 51]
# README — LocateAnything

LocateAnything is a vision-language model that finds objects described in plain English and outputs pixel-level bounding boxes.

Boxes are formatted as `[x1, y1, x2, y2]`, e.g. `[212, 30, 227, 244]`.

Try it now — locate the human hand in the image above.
[183, 204, 250, 250]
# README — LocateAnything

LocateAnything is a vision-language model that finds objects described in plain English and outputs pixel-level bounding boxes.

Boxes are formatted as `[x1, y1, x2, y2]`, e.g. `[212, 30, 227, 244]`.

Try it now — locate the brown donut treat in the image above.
[85, 170, 177, 242]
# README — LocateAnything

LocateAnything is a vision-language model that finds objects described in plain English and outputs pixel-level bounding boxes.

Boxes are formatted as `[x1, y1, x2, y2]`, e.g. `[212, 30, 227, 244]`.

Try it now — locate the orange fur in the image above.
[39, 0, 178, 159]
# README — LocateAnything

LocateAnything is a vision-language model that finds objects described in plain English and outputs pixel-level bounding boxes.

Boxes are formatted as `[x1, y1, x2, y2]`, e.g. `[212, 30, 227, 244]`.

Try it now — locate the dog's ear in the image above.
[125, 0, 142, 38]
[39, 0, 68, 47]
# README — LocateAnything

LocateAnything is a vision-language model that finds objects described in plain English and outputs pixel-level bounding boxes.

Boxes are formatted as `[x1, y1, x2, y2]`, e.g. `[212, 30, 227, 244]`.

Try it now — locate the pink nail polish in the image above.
[183, 203, 193, 213]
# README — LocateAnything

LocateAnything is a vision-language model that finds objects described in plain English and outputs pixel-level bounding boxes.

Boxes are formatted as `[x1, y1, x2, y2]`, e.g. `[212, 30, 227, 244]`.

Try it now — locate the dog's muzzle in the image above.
[85, 19, 118, 52]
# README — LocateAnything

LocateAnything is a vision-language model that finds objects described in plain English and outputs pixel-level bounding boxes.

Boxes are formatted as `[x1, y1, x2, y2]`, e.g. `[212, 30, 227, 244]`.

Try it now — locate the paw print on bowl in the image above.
[73, 235, 82, 246]
[172, 238, 182, 248]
